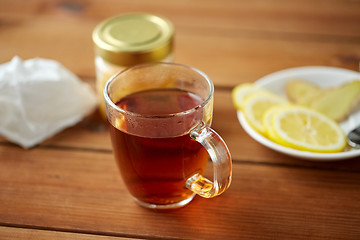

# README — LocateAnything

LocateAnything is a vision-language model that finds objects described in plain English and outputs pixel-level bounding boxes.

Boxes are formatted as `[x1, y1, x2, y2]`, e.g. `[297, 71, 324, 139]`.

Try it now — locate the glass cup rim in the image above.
[103, 62, 214, 119]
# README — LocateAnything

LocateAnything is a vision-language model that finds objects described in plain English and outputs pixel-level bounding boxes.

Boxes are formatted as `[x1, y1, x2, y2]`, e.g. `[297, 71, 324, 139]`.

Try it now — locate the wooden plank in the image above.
[0, 2, 359, 240]
[0, 226, 134, 240]
[0, 146, 359, 239]
[0, 15, 359, 86]
[1, 0, 359, 37]
[175, 33, 360, 87]
[0, 1, 359, 86]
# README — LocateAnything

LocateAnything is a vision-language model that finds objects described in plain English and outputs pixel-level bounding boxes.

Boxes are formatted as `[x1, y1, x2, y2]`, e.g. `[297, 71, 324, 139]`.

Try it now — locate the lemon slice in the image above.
[271, 106, 346, 153]
[242, 92, 288, 135]
[232, 83, 262, 110]
[263, 105, 290, 141]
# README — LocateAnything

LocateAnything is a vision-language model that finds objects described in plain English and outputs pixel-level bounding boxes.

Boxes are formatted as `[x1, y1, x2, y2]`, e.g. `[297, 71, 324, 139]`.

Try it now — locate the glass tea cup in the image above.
[104, 62, 232, 209]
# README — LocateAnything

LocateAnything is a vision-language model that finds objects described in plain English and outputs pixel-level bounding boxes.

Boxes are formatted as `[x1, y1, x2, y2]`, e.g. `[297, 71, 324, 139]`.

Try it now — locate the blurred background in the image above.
[1, 0, 359, 89]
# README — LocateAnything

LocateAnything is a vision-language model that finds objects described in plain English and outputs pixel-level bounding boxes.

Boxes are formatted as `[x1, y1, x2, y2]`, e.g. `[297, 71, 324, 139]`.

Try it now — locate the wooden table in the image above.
[1, 1, 360, 239]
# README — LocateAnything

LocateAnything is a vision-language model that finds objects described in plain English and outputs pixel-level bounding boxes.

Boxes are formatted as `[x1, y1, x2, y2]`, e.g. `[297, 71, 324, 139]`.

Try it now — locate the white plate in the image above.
[237, 66, 360, 161]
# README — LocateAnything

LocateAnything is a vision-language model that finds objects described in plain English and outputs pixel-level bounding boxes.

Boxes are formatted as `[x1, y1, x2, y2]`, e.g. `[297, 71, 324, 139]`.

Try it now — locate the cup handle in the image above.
[187, 123, 232, 198]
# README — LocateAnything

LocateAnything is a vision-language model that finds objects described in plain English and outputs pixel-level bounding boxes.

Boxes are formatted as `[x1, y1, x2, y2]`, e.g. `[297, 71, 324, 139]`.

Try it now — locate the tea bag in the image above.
[0, 56, 98, 148]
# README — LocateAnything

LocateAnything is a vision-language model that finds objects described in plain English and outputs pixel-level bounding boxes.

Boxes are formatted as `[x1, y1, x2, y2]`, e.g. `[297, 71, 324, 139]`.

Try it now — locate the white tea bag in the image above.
[0, 56, 98, 148]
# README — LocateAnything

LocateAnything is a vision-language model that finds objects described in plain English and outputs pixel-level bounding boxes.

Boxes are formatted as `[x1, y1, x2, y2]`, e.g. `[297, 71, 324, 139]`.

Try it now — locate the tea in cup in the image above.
[104, 63, 232, 209]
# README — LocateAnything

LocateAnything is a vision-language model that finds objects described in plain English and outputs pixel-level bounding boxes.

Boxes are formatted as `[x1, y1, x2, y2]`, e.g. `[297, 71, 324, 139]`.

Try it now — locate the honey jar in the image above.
[92, 13, 174, 118]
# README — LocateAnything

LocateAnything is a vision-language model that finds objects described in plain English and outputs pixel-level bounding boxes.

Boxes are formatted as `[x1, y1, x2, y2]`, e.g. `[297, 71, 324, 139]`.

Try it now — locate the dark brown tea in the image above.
[109, 89, 209, 206]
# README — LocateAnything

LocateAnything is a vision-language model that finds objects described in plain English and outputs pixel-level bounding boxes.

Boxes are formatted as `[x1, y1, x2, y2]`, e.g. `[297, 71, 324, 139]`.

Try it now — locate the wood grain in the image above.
[0, 146, 359, 239]
[0, 0, 359, 86]
[1, 0, 360, 239]
[0, 226, 134, 240]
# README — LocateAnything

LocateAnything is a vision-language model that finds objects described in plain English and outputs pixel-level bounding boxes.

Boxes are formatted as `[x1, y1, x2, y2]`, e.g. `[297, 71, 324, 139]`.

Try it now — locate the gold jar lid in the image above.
[93, 13, 174, 66]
